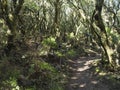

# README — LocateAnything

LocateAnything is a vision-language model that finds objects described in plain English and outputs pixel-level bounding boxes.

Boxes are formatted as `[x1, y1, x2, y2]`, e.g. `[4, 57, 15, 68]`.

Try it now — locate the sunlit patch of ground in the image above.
[65, 56, 110, 90]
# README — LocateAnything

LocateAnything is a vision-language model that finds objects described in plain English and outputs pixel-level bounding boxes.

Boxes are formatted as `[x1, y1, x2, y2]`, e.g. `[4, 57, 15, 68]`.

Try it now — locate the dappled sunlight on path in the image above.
[65, 56, 110, 90]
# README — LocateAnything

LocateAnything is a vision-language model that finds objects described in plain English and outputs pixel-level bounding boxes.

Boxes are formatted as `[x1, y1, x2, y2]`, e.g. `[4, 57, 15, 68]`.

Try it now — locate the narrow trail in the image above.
[65, 56, 110, 90]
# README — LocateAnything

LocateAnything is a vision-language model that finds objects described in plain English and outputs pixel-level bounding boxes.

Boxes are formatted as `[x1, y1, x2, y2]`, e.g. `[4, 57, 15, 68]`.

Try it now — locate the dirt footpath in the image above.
[65, 56, 110, 90]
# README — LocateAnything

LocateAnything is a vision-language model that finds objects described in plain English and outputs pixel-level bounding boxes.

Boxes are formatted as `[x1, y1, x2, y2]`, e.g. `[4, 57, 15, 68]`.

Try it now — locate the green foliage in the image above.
[42, 37, 57, 47]
[24, 0, 40, 11]
[28, 60, 64, 90]
[66, 49, 78, 58]
[0, 60, 20, 89]
[56, 51, 63, 57]
[106, 27, 120, 45]
[40, 61, 56, 72]
[0, 59, 64, 90]
[0, 20, 8, 46]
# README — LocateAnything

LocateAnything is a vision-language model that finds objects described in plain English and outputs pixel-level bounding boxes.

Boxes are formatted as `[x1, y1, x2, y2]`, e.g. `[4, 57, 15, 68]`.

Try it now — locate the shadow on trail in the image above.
[65, 55, 110, 90]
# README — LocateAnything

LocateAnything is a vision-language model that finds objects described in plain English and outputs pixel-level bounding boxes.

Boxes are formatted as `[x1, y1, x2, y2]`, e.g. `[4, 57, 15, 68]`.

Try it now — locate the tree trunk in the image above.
[91, 0, 114, 65]
[0, 0, 24, 56]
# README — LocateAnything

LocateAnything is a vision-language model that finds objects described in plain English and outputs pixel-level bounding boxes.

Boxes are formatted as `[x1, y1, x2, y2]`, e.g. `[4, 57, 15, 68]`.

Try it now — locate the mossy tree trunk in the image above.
[0, 0, 24, 56]
[91, 0, 114, 66]
[54, 0, 62, 44]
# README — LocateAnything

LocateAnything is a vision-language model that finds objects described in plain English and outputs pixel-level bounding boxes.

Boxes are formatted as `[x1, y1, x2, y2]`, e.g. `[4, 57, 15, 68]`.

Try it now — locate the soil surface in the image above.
[65, 55, 110, 90]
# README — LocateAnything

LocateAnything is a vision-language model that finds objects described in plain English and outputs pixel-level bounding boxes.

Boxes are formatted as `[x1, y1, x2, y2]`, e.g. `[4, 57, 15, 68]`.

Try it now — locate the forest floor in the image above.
[64, 55, 120, 90]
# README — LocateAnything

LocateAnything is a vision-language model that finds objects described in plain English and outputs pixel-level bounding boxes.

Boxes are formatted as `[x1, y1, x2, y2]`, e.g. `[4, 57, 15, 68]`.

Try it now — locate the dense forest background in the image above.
[0, 0, 120, 90]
